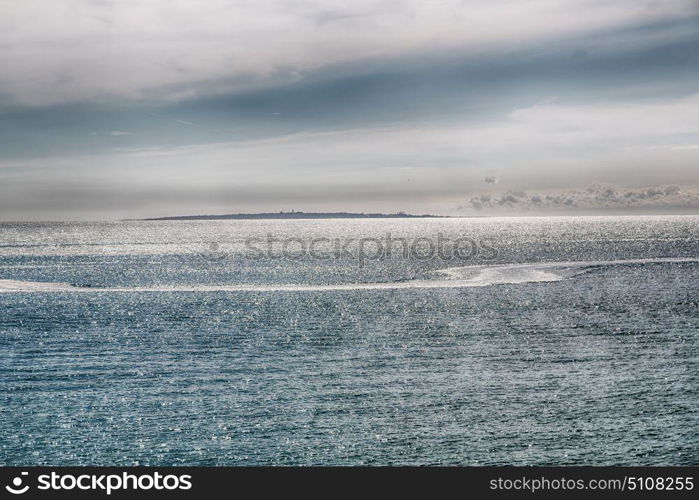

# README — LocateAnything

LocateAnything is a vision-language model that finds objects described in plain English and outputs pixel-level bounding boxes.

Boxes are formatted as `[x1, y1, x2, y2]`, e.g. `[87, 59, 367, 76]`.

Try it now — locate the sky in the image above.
[1, 0, 698, 220]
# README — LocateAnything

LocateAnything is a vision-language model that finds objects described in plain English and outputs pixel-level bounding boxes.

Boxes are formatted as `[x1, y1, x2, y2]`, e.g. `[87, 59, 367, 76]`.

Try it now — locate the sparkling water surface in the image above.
[1, 216, 697, 465]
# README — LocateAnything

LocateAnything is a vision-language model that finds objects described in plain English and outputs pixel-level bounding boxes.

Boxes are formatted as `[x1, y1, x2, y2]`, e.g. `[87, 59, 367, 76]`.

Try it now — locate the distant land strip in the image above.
[138, 211, 448, 221]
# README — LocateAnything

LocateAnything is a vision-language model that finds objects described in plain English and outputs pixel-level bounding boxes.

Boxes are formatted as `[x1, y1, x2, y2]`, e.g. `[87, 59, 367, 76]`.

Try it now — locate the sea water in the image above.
[0, 216, 697, 465]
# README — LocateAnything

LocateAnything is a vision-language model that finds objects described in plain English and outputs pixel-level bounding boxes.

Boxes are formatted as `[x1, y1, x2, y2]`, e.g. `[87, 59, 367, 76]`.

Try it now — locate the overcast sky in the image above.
[1, 0, 698, 219]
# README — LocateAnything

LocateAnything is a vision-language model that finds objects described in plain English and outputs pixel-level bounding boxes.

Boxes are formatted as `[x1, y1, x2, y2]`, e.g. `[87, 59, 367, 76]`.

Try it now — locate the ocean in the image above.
[1, 216, 697, 465]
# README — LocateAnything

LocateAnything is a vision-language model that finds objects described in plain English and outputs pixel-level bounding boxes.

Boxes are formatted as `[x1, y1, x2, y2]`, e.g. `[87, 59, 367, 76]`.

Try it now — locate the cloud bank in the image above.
[464, 184, 699, 213]
[0, 1, 698, 219]
[1, 0, 697, 107]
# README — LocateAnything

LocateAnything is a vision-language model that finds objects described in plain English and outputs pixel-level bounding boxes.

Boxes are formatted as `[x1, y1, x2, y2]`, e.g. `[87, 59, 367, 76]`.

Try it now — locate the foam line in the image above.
[0, 257, 696, 293]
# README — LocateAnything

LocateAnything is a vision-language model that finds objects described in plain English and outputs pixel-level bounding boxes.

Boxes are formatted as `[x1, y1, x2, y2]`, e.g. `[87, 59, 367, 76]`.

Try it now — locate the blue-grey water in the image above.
[1, 216, 697, 465]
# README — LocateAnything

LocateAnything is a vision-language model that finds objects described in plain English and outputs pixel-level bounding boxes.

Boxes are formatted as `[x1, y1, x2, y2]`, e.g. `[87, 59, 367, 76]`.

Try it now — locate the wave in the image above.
[0, 257, 696, 293]
[0, 279, 76, 292]
[436, 257, 699, 281]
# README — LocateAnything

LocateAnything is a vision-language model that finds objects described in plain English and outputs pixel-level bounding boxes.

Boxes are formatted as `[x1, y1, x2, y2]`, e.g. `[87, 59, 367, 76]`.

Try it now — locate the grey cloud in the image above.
[465, 184, 699, 212]
[2, 1, 699, 219]
[2, 1, 697, 107]
[3, 19, 699, 160]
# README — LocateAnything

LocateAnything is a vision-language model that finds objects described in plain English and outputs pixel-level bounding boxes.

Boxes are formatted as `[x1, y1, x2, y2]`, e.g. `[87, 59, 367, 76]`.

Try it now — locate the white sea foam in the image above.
[0, 257, 696, 293]
[0, 279, 72, 292]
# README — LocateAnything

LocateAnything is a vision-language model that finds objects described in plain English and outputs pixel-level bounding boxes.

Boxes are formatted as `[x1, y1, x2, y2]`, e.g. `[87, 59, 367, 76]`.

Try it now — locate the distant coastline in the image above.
[140, 211, 447, 221]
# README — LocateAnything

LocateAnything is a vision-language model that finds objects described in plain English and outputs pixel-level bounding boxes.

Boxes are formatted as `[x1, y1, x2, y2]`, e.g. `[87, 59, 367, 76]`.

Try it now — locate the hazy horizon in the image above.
[1, 1, 699, 220]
